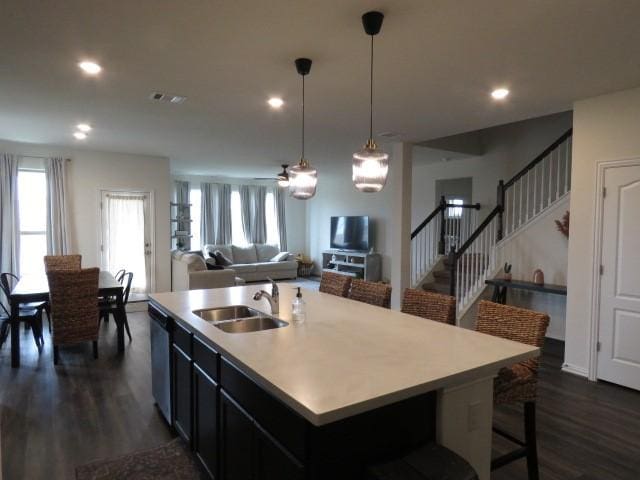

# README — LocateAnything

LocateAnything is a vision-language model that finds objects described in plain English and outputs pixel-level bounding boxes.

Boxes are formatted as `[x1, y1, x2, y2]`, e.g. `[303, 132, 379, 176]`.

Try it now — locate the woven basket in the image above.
[297, 261, 314, 277]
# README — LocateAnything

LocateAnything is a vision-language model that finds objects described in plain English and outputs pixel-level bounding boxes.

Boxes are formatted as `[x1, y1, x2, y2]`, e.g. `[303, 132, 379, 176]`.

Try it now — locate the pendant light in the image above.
[289, 58, 318, 200]
[352, 11, 389, 193]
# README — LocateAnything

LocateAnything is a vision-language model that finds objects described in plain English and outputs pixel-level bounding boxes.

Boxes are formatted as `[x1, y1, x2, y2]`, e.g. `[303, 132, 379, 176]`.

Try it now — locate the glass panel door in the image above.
[100, 190, 153, 293]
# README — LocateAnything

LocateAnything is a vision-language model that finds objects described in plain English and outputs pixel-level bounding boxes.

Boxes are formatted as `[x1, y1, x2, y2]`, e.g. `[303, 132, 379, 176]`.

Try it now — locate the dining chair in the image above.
[44, 254, 82, 273]
[0, 296, 44, 353]
[100, 272, 133, 341]
[319, 271, 352, 297]
[101, 269, 126, 324]
[401, 288, 456, 325]
[47, 267, 100, 364]
[348, 279, 392, 308]
[1, 272, 51, 332]
[475, 300, 549, 480]
[114, 269, 126, 284]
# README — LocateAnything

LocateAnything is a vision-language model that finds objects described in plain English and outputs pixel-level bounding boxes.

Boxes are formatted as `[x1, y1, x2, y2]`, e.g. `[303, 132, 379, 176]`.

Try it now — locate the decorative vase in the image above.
[533, 269, 544, 285]
[503, 272, 512, 282]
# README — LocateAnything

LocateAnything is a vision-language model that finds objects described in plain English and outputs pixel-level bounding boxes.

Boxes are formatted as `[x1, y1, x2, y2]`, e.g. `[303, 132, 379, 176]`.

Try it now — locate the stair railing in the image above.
[448, 206, 501, 313]
[411, 196, 480, 286]
[498, 128, 572, 239]
[449, 128, 573, 314]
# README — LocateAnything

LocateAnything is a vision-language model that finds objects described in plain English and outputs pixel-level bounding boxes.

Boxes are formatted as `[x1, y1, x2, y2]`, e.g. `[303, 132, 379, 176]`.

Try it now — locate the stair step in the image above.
[422, 282, 452, 295]
[432, 270, 451, 281]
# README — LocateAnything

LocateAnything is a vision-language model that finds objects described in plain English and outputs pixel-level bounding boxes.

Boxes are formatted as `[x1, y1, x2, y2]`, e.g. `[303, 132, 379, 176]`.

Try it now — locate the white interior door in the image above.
[100, 190, 154, 293]
[597, 164, 640, 390]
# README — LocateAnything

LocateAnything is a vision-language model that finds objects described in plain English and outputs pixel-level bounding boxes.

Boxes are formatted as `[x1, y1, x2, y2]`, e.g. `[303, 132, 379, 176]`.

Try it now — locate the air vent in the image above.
[149, 92, 187, 104]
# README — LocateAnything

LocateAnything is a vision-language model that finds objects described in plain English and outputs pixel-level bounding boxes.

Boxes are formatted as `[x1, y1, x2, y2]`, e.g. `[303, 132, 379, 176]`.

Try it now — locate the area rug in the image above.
[76, 437, 204, 480]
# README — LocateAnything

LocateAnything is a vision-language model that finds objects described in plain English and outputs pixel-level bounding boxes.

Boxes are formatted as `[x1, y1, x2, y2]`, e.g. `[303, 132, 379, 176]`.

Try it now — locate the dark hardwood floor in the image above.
[492, 339, 640, 480]
[0, 312, 173, 479]
[1, 314, 639, 479]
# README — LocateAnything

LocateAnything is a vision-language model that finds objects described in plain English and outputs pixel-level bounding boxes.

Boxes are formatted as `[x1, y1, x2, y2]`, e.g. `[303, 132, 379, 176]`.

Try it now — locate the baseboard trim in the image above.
[561, 363, 589, 378]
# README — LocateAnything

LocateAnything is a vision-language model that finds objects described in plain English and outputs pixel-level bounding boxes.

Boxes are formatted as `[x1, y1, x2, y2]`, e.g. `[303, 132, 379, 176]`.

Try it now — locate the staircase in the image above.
[412, 128, 573, 319]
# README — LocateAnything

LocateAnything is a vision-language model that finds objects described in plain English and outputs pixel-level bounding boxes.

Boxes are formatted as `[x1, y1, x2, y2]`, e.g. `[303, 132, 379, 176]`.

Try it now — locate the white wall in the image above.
[565, 85, 640, 377]
[305, 159, 395, 282]
[411, 111, 573, 229]
[0, 139, 172, 292]
[172, 174, 307, 254]
[496, 195, 570, 340]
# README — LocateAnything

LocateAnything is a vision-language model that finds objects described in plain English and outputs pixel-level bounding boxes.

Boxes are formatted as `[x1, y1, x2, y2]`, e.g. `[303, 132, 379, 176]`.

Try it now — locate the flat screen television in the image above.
[330, 216, 370, 251]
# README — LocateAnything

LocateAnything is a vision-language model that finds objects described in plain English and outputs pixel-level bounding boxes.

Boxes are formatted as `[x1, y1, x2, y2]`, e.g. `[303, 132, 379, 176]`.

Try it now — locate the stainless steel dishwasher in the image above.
[149, 304, 171, 424]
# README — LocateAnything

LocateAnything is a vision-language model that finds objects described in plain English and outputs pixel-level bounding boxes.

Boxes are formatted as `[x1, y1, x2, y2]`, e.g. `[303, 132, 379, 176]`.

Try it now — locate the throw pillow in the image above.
[205, 258, 224, 270]
[270, 252, 290, 262]
[214, 250, 233, 267]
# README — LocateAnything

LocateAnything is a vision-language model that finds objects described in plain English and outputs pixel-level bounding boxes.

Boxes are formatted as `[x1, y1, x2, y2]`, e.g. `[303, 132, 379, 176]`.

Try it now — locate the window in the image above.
[265, 190, 280, 247]
[230, 187, 247, 246]
[190, 184, 282, 248]
[446, 198, 464, 218]
[18, 170, 47, 275]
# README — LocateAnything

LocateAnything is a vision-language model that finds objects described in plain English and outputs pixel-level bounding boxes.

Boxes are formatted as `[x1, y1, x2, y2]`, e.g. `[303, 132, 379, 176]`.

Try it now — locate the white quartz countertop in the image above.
[150, 284, 538, 426]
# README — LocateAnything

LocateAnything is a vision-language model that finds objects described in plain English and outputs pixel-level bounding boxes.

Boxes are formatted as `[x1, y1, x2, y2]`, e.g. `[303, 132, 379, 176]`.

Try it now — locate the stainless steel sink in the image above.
[213, 316, 288, 334]
[192, 305, 288, 333]
[193, 306, 263, 322]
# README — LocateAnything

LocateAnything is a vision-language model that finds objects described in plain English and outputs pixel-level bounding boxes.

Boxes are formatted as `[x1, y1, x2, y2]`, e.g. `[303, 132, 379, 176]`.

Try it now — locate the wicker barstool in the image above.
[348, 279, 392, 308]
[475, 300, 549, 480]
[47, 267, 100, 364]
[401, 289, 456, 324]
[44, 254, 82, 273]
[319, 271, 352, 297]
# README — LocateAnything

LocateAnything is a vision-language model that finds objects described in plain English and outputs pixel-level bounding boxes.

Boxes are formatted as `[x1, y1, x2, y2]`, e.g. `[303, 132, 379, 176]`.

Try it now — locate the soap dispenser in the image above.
[292, 287, 306, 324]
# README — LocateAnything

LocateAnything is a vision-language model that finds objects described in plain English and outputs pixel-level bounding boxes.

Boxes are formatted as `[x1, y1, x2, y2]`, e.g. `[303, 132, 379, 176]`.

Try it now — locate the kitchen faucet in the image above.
[253, 278, 279, 314]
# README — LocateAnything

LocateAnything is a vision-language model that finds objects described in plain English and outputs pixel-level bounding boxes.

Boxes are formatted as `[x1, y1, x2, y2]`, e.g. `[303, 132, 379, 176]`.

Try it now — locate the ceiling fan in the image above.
[253, 164, 289, 187]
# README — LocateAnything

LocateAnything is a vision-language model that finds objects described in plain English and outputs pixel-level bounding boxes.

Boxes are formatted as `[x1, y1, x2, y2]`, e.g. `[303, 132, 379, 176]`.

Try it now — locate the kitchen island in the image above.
[149, 284, 538, 480]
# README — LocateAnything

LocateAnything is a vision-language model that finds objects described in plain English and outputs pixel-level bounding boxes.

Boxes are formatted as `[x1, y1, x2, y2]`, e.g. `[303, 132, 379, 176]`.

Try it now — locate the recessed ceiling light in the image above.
[76, 123, 92, 132]
[73, 131, 87, 140]
[268, 97, 284, 109]
[78, 61, 102, 75]
[491, 88, 510, 100]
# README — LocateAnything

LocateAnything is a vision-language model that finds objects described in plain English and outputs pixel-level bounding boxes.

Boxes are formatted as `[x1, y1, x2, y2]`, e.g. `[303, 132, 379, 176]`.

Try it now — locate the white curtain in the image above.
[105, 194, 147, 292]
[239, 185, 267, 244]
[215, 184, 232, 245]
[274, 187, 287, 250]
[201, 183, 232, 245]
[0, 153, 20, 283]
[45, 157, 70, 255]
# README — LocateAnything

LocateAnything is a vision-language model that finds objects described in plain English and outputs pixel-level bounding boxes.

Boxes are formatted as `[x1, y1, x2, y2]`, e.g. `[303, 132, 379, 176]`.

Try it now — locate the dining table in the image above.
[9, 270, 127, 368]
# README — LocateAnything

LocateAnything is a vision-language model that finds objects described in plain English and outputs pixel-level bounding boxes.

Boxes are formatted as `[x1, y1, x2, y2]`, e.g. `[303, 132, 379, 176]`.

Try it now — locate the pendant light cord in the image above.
[302, 74, 305, 160]
[369, 34, 374, 141]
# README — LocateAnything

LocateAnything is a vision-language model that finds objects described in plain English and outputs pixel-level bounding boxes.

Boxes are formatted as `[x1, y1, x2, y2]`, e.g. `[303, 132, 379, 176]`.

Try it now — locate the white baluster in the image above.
[556, 145, 561, 200]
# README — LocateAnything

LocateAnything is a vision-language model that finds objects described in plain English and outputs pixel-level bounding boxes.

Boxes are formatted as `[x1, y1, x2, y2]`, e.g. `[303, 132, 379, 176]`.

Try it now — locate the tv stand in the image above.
[322, 249, 381, 282]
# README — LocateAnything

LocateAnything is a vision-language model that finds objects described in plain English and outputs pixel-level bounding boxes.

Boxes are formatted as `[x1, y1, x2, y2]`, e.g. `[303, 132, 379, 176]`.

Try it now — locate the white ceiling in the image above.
[1, 0, 640, 177]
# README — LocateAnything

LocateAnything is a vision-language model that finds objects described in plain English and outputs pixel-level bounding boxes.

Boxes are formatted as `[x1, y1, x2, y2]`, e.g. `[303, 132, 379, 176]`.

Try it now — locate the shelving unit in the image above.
[171, 202, 192, 251]
[321, 249, 381, 282]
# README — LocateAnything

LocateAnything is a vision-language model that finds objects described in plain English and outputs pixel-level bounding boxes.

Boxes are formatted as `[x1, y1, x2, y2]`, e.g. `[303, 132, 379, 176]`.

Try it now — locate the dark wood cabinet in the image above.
[220, 391, 254, 480]
[194, 364, 219, 479]
[219, 390, 303, 480]
[172, 344, 192, 444]
[149, 300, 436, 480]
[254, 423, 304, 480]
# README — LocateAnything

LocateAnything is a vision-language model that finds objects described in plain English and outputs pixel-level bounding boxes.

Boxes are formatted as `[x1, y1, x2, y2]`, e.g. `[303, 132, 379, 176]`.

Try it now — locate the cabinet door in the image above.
[194, 364, 219, 479]
[220, 391, 254, 480]
[255, 424, 304, 480]
[173, 344, 192, 443]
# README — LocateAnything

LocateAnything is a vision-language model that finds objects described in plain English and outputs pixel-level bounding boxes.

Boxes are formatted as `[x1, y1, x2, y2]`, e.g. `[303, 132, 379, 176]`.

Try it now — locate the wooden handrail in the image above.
[504, 128, 572, 189]
[453, 206, 502, 260]
[410, 202, 481, 240]
[411, 204, 443, 239]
